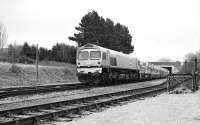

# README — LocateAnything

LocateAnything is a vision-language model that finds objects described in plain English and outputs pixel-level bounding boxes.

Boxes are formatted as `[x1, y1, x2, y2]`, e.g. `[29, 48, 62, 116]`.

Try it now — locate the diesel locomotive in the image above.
[76, 43, 168, 85]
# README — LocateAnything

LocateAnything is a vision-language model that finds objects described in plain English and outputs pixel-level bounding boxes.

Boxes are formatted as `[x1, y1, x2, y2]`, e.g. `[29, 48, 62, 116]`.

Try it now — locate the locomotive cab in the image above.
[77, 50, 102, 67]
[76, 44, 107, 83]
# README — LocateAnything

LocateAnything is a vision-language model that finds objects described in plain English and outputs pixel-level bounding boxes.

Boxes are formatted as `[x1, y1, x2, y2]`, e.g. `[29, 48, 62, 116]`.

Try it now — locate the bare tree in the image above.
[0, 21, 7, 49]
[184, 53, 196, 61]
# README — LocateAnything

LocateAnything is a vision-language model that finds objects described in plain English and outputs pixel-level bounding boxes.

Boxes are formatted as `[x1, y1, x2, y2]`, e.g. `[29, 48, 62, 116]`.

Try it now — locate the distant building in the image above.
[150, 61, 181, 74]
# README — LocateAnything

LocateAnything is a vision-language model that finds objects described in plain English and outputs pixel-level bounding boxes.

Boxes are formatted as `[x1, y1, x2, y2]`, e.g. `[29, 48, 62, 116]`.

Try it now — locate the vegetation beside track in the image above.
[0, 62, 78, 87]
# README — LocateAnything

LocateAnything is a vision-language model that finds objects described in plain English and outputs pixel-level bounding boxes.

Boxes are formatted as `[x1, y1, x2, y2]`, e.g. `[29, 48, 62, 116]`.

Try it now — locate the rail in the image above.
[0, 83, 87, 99]
[0, 79, 166, 99]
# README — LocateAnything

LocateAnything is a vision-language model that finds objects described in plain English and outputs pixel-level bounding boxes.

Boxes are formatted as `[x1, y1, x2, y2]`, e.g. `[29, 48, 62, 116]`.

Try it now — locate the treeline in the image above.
[180, 51, 200, 74]
[69, 10, 134, 54]
[6, 42, 76, 64]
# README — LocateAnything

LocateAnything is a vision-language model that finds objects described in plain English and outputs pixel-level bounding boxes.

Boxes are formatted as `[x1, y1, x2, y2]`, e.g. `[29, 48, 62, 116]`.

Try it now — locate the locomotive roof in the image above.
[78, 43, 138, 59]
[78, 43, 108, 51]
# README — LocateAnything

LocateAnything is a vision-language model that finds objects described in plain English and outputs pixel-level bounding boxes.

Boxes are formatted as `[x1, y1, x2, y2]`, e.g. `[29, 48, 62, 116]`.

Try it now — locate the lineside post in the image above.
[167, 75, 170, 92]
[167, 76, 169, 92]
[36, 44, 39, 82]
[181, 76, 184, 88]
[184, 61, 187, 73]
[192, 75, 195, 92]
[194, 58, 198, 90]
[172, 76, 173, 89]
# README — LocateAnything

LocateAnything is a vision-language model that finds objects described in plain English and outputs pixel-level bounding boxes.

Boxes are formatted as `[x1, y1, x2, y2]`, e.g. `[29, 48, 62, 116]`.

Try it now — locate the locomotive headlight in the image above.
[95, 68, 102, 73]
[78, 62, 80, 65]
[98, 62, 100, 65]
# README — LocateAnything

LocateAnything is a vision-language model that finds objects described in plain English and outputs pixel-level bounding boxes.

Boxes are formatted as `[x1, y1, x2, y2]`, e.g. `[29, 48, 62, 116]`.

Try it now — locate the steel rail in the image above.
[0, 79, 165, 99]
[0, 83, 88, 99]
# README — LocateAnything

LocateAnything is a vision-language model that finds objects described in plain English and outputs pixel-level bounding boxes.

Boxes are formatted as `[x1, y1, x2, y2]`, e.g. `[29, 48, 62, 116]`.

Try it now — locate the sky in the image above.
[0, 0, 200, 62]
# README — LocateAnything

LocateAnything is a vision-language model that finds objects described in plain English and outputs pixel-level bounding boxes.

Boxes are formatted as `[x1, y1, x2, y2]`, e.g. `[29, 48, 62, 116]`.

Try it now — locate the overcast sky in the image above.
[0, 0, 200, 62]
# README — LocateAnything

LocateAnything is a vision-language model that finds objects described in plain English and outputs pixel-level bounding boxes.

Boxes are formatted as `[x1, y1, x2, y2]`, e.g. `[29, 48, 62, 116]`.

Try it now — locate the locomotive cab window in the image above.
[78, 51, 89, 60]
[114, 58, 117, 65]
[110, 57, 117, 66]
[90, 51, 101, 60]
[102, 52, 107, 60]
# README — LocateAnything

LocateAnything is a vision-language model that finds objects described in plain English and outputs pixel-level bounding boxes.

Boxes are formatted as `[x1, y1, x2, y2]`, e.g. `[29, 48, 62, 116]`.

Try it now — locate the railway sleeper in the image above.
[4, 97, 156, 125]
[54, 116, 72, 122]
[78, 111, 92, 115]
[63, 113, 81, 119]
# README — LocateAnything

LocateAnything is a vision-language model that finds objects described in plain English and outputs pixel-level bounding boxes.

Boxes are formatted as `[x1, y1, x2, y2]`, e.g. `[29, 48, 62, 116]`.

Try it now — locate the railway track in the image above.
[0, 81, 167, 125]
[0, 83, 88, 99]
[0, 79, 164, 99]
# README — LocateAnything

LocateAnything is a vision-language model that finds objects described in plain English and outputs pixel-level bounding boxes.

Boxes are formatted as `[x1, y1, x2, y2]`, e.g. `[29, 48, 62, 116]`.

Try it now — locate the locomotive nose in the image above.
[87, 62, 91, 65]
[87, 62, 91, 67]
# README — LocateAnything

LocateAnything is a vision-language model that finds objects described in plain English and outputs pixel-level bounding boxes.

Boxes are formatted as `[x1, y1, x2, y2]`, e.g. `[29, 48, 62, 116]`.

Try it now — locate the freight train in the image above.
[76, 43, 169, 85]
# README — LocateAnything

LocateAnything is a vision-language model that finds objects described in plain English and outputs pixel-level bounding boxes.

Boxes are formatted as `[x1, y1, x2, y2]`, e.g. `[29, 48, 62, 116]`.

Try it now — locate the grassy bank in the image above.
[0, 62, 78, 87]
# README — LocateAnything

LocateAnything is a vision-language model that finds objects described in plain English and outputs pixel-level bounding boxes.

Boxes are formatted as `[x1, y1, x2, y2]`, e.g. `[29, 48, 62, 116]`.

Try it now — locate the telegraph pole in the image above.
[194, 57, 198, 90]
[62, 45, 65, 61]
[184, 61, 187, 73]
[11, 45, 14, 64]
[36, 44, 39, 82]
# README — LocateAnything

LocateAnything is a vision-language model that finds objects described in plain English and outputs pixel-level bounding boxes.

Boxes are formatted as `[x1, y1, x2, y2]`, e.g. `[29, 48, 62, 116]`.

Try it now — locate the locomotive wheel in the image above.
[93, 78, 101, 86]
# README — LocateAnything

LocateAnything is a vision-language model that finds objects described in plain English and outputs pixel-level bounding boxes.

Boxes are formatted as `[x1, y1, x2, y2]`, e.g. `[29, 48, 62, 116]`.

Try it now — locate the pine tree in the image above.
[69, 10, 134, 54]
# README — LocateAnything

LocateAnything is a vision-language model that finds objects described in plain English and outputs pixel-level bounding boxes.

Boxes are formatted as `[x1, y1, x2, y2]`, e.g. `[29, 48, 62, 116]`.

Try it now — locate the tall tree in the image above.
[20, 42, 36, 59]
[69, 10, 134, 54]
[20, 42, 31, 57]
[39, 47, 49, 61]
[180, 52, 200, 74]
[8, 43, 22, 62]
[0, 22, 7, 49]
[49, 43, 76, 64]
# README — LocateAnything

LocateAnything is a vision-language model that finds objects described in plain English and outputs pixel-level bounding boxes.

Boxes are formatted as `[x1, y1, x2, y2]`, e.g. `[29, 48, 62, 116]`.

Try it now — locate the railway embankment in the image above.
[0, 62, 78, 87]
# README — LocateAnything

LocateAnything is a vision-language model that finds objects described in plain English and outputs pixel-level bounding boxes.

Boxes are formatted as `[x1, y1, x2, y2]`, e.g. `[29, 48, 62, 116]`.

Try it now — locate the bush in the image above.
[9, 64, 22, 74]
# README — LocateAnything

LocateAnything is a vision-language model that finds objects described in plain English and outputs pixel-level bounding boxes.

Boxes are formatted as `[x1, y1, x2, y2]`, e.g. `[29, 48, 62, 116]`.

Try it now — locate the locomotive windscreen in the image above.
[78, 51, 89, 60]
[78, 51, 101, 60]
[90, 51, 101, 60]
